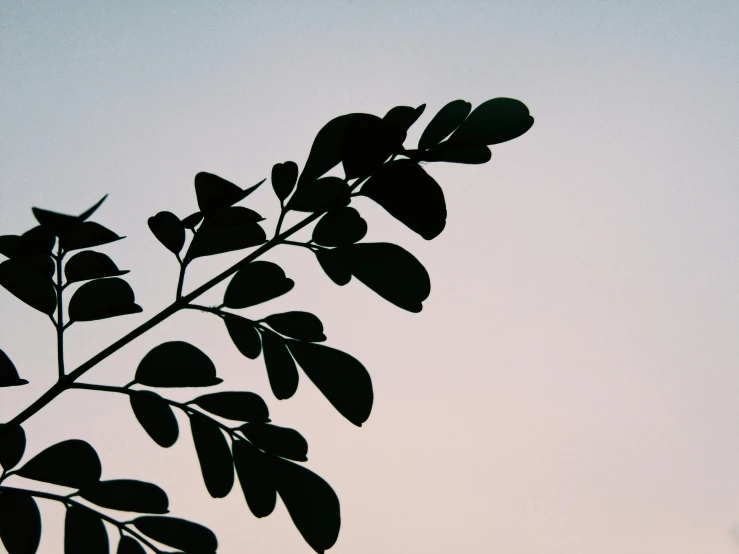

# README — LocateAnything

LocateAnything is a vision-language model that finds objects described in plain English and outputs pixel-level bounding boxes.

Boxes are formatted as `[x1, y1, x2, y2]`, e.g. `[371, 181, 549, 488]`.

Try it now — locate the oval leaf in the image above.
[449, 97, 534, 146]
[361, 159, 446, 240]
[195, 172, 262, 214]
[68, 277, 142, 321]
[0, 260, 56, 315]
[272, 161, 298, 201]
[181, 212, 204, 229]
[136, 342, 221, 388]
[130, 391, 179, 448]
[17, 439, 101, 489]
[64, 505, 108, 554]
[117, 536, 146, 554]
[273, 457, 341, 553]
[0, 490, 41, 554]
[287, 341, 373, 426]
[187, 221, 266, 259]
[264, 312, 326, 342]
[312, 207, 367, 247]
[422, 144, 492, 164]
[383, 104, 426, 135]
[240, 423, 308, 461]
[224, 261, 294, 309]
[189, 413, 234, 499]
[314, 249, 351, 286]
[0, 349, 28, 387]
[64, 251, 129, 283]
[60, 221, 122, 251]
[133, 516, 217, 554]
[233, 439, 276, 518]
[298, 114, 353, 188]
[192, 392, 269, 423]
[341, 114, 406, 179]
[79, 480, 169, 514]
[288, 177, 350, 213]
[261, 330, 299, 400]
[147, 212, 185, 255]
[336, 242, 430, 312]
[0, 423, 26, 469]
[223, 315, 262, 360]
[418, 99, 472, 150]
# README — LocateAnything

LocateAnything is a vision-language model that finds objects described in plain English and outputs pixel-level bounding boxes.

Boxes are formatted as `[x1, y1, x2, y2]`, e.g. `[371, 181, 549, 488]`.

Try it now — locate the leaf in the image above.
[336, 242, 430, 312]
[361, 159, 446, 240]
[383, 104, 425, 135]
[240, 423, 308, 461]
[192, 392, 269, 423]
[0, 490, 41, 554]
[287, 341, 373, 426]
[0, 236, 19, 258]
[33, 195, 107, 236]
[223, 315, 262, 360]
[261, 330, 299, 400]
[314, 249, 351, 286]
[223, 261, 294, 309]
[0, 260, 56, 314]
[418, 99, 472, 150]
[16, 226, 55, 255]
[17, 439, 101, 489]
[60, 222, 123, 251]
[130, 391, 179, 448]
[312, 207, 367, 247]
[0, 423, 26, 469]
[77, 196, 108, 222]
[181, 212, 204, 229]
[341, 114, 406, 179]
[297, 114, 354, 188]
[448, 97, 534, 146]
[288, 177, 350, 213]
[187, 208, 266, 259]
[64, 251, 129, 283]
[135, 342, 222, 388]
[117, 536, 146, 554]
[80, 480, 169, 513]
[189, 413, 234, 499]
[273, 457, 341, 553]
[0, 349, 28, 387]
[195, 172, 263, 214]
[68, 277, 142, 321]
[147, 212, 185, 255]
[64, 505, 108, 554]
[133, 516, 217, 554]
[272, 161, 298, 201]
[264, 311, 326, 342]
[232, 439, 276, 518]
[422, 144, 492, 164]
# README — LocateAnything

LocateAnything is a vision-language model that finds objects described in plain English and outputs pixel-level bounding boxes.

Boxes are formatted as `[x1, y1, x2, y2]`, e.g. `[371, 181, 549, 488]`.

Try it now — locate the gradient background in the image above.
[1, 2, 738, 553]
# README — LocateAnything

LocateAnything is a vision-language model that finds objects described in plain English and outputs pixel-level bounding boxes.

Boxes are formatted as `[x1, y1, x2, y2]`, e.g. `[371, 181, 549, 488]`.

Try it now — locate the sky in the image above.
[1, 1, 738, 553]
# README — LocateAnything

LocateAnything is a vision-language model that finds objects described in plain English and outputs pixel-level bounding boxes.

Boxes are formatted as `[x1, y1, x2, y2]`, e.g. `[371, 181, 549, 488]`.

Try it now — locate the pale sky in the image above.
[1, 1, 738, 553]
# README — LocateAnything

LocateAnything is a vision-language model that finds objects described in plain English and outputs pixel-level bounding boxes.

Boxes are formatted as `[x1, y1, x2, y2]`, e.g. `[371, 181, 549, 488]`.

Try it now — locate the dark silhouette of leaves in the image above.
[0, 236, 19, 257]
[261, 329, 299, 400]
[189, 413, 234, 499]
[272, 161, 298, 201]
[16, 227, 55, 255]
[341, 114, 405, 179]
[130, 391, 179, 448]
[314, 249, 351, 286]
[64, 251, 129, 283]
[449, 97, 534, 146]
[181, 212, 204, 229]
[232, 439, 276, 518]
[224, 314, 262, 359]
[135, 341, 222, 388]
[224, 261, 294, 309]
[264, 311, 326, 342]
[64, 505, 108, 554]
[383, 104, 425, 135]
[240, 423, 308, 461]
[133, 516, 217, 554]
[361, 159, 446, 240]
[287, 177, 350, 213]
[194, 172, 263, 214]
[0, 228, 55, 277]
[336, 242, 430, 312]
[287, 341, 373, 426]
[312, 207, 367, 247]
[79, 480, 169, 513]
[117, 536, 146, 554]
[297, 114, 353, 188]
[17, 439, 101, 489]
[192, 392, 269, 423]
[68, 277, 142, 321]
[418, 99, 472, 150]
[0, 490, 41, 554]
[0, 349, 28, 387]
[0, 423, 25, 469]
[188, 207, 266, 259]
[273, 457, 340, 554]
[32, 195, 107, 237]
[422, 143, 491, 164]
[60, 222, 123, 251]
[0, 260, 56, 314]
[148, 212, 186, 255]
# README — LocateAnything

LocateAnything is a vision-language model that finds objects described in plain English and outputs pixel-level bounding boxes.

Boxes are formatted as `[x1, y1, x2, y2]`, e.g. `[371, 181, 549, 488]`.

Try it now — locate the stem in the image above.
[175, 258, 188, 300]
[185, 304, 225, 317]
[282, 239, 321, 251]
[0, 485, 163, 553]
[55, 245, 65, 379]
[274, 202, 287, 236]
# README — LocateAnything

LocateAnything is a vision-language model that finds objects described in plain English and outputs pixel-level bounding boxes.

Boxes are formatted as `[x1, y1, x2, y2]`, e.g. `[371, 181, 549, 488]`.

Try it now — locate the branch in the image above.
[55, 245, 65, 379]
